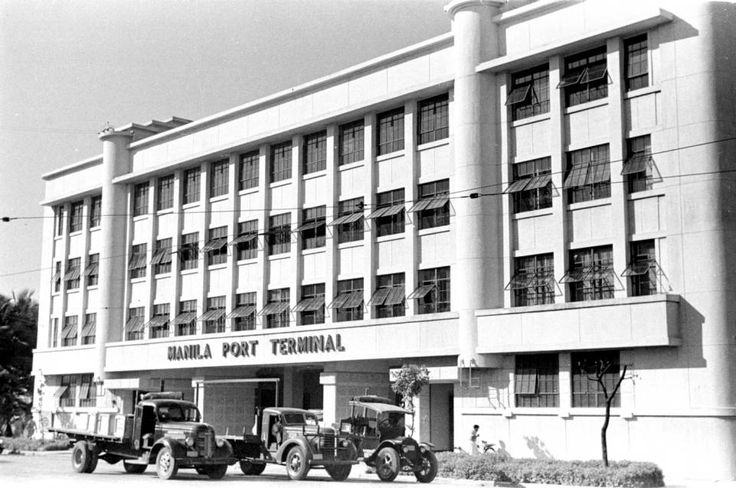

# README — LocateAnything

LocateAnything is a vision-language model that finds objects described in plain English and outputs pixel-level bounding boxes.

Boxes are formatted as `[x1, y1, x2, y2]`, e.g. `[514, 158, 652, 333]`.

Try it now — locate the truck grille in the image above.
[197, 430, 214, 457]
[323, 432, 335, 450]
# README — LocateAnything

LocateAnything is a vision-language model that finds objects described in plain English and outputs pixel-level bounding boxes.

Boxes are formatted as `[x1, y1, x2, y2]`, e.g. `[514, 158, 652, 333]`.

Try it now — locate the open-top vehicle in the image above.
[49, 392, 235, 480]
[339, 395, 438, 483]
[227, 406, 358, 481]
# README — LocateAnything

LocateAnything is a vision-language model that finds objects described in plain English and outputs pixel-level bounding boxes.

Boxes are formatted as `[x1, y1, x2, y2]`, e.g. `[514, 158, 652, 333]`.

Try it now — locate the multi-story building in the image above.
[32, 0, 736, 480]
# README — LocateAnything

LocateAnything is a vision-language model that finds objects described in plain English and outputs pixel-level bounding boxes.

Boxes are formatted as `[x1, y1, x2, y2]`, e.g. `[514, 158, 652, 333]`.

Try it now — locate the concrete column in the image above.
[325, 124, 338, 324]
[256, 145, 269, 329]
[412, 388, 431, 443]
[548, 56, 568, 302]
[96, 128, 133, 383]
[445, 0, 504, 368]
[364, 114, 377, 319]
[404, 100, 419, 316]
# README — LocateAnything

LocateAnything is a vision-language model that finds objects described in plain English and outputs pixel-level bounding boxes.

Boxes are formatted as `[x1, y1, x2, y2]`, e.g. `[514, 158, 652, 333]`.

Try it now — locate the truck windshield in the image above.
[378, 412, 405, 438]
[157, 403, 200, 422]
[283, 413, 319, 426]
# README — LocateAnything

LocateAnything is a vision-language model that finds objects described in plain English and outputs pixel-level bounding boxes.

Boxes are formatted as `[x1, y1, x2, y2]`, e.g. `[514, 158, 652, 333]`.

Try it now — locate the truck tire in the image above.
[156, 446, 179, 480]
[414, 449, 438, 483]
[285, 446, 310, 480]
[239, 460, 266, 475]
[375, 446, 400, 482]
[71, 441, 91, 473]
[206, 464, 228, 479]
[326, 464, 352, 481]
[123, 461, 147, 474]
[85, 447, 99, 473]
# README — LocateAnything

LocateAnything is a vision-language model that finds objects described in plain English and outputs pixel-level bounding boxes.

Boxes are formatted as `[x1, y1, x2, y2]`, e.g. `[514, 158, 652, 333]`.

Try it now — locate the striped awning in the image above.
[407, 284, 435, 299]
[201, 238, 228, 253]
[328, 212, 364, 226]
[366, 203, 404, 219]
[328, 291, 363, 309]
[126, 316, 145, 332]
[258, 301, 290, 316]
[173, 312, 198, 325]
[198, 309, 225, 321]
[408, 196, 449, 212]
[226, 305, 257, 319]
[292, 296, 325, 313]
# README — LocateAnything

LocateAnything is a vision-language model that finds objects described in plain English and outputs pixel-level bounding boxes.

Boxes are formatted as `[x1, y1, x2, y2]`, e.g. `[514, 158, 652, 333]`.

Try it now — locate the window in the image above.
[54, 206, 64, 236]
[377, 108, 404, 155]
[78, 373, 96, 408]
[175, 300, 197, 336]
[410, 267, 450, 314]
[267, 213, 291, 256]
[50, 318, 59, 348]
[64, 257, 81, 290]
[53, 261, 61, 292]
[507, 65, 550, 121]
[559, 46, 608, 107]
[231, 292, 257, 331]
[515, 354, 559, 407]
[624, 34, 648, 91]
[126, 307, 145, 340]
[133, 183, 149, 217]
[304, 131, 326, 174]
[61, 315, 78, 347]
[69, 201, 83, 232]
[506, 157, 553, 213]
[85, 254, 99, 287]
[239, 152, 259, 190]
[180, 232, 199, 270]
[82, 313, 96, 345]
[623, 240, 658, 296]
[370, 273, 405, 318]
[412, 180, 449, 230]
[299, 206, 326, 250]
[203, 296, 226, 334]
[157, 175, 174, 210]
[370, 189, 405, 237]
[339, 120, 364, 165]
[128, 243, 147, 279]
[332, 198, 364, 244]
[623, 135, 654, 193]
[270, 141, 292, 183]
[330, 278, 364, 322]
[210, 160, 229, 197]
[572, 350, 621, 407]
[60, 373, 94, 408]
[152, 238, 172, 274]
[89, 196, 102, 228]
[234, 220, 258, 260]
[262, 288, 290, 329]
[296, 283, 325, 325]
[562, 245, 614, 302]
[564, 144, 610, 203]
[418, 94, 449, 144]
[508, 253, 555, 306]
[203, 226, 228, 266]
[183, 167, 201, 204]
[60, 374, 78, 407]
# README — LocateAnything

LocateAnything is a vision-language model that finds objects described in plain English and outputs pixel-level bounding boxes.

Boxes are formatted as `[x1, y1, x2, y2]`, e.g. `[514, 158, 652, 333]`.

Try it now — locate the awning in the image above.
[563, 164, 589, 189]
[83, 262, 98, 276]
[201, 238, 228, 253]
[52, 385, 68, 398]
[198, 309, 225, 321]
[145, 316, 169, 328]
[581, 64, 608, 83]
[258, 301, 291, 316]
[526, 174, 552, 190]
[81, 317, 96, 336]
[588, 162, 610, 184]
[328, 291, 363, 309]
[367, 287, 391, 306]
[292, 296, 325, 312]
[150, 247, 171, 265]
[230, 233, 258, 245]
[557, 70, 584, 88]
[173, 311, 197, 325]
[126, 316, 145, 332]
[407, 284, 435, 299]
[621, 154, 652, 175]
[408, 196, 449, 212]
[505, 178, 532, 193]
[128, 253, 147, 270]
[366, 203, 404, 219]
[384, 286, 405, 306]
[328, 212, 364, 226]
[226, 305, 257, 319]
[79, 383, 90, 399]
[505, 84, 531, 106]
[61, 324, 77, 339]
[63, 267, 80, 281]
[559, 267, 592, 284]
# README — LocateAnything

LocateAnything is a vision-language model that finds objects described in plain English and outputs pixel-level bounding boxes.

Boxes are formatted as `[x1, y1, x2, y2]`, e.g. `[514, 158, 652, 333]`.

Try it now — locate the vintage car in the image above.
[339, 395, 438, 483]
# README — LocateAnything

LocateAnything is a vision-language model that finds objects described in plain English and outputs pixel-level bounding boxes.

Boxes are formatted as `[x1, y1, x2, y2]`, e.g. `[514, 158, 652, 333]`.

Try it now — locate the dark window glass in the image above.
[626, 135, 653, 193]
[334, 278, 364, 322]
[210, 160, 229, 197]
[304, 131, 327, 174]
[510, 157, 552, 213]
[418, 94, 449, 144]
[565, 144, 610, 203]
[268, 214, 291, 256]
[629, 240, 657, 296]
[567, 245, 614, 302]
[374, 273, 405, 318]
[511, 253, 555, 306]
[270, 142, 292, 183]
[89, 196, 102, 228]
[65, 257, 81, 289]
[53, 262, 62, 292]
[561, 46, 608, 107]
[339, 120, 364, 165]
[415, 267, 450, 314]
[233, 292, 257, 331]
[239, 152, 259, 190]
[180, 232, 199, 270]
[266, 288, 290, 329]
[299, 283, 325, 325]
[625, 34, 648, 91]
[571, 350, 621, 407]
[82, 313, 96, 345]
[177, 300, 197, 336]
[153, 238, 172, 275]
[157, 175, 174, 210]
[337, 197, 364, 244]
[515, 354, 559, 407]
[133, 183, 149, 217]
[150, 304, 170, 339]
[183, 167, 201, 204]
[128, 243, 147, 279]
[236, 220, 258, 260]
[377, 108, 404, 155]
[62, 316, 78, 347]
[206, 226, 228, 266]
[375, 189, 405, 237]
[126, 307, 145, 341]
[300, 206, 326, 250]
[54, 206, 64, 236]
[69, 201, 83, 232]
[204, 296, 226, 334]
[417, 179, 449, 230]
[85, 254, 99, 287]
[508, 65, 550, 121]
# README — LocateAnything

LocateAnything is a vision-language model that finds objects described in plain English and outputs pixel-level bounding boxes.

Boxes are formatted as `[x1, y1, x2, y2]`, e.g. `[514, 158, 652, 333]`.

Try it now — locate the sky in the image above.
[0, 0, 450, 297]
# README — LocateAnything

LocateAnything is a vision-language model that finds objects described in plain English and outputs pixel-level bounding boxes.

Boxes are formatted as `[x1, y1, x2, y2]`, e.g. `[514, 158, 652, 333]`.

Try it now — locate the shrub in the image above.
[435, 452, 664, 487]
[1, 436, 71, 453]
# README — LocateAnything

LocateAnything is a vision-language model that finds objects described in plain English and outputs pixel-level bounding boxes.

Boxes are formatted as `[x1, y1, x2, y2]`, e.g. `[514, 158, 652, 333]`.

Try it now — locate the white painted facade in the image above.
[33, 0, 736, 480]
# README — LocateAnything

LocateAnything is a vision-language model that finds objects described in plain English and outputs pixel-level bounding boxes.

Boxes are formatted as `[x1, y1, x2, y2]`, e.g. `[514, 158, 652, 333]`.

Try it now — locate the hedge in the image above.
[435, 452, 664, 487]
[1, 436, 71, 453]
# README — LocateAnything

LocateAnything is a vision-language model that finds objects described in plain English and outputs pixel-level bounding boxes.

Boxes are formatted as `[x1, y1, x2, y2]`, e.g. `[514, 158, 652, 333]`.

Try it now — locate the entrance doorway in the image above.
[429, 383, 454, 451]
[301, 369, 323, 410]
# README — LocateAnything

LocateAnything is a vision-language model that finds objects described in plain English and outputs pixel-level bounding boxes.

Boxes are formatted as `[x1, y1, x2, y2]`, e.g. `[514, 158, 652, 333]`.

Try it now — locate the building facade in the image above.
[32, 0, 736, 480]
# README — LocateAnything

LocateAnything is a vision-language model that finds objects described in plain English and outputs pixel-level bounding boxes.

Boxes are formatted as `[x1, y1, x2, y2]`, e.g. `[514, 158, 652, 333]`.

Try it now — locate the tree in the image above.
[0, 290, 38, 436]
[391, 364, 430, 412]
[577, 356, 628, 467]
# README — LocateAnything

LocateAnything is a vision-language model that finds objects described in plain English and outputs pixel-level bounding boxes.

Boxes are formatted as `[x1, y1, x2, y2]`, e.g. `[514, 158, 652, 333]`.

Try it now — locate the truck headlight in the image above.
[340, 440, 349, 448]
[185, 436, 195, 447]
[215, 438, 224, 448]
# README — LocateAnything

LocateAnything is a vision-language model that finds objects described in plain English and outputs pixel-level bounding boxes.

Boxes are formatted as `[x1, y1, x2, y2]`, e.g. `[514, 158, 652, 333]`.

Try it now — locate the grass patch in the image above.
[436, 452, 664, 487]
[1, 436, 71, 453]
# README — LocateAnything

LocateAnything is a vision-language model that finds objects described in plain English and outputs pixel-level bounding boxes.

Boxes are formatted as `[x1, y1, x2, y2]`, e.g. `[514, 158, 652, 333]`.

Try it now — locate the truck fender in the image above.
[366, 440, 402, 464]
[150, 437, 186, 463]
[214, 437, 235, 459]
[278, 438, 313, 464]
[419, 441, 435, 452]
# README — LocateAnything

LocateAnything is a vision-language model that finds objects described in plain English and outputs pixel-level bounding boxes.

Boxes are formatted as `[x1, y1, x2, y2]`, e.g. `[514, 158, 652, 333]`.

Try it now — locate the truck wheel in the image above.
[206, 464, 228, 479]
[85, 447, 99, 473]
[285, 446, 310, 480]
[71, 441, 91, 473]
[239, 460, 266, 475]
[156, 447, 179, 480]
[375, 446, 399, 482]
[414, 450, 438, 483]
[326, 464, 352, 481]
[123, 461, 147, 474]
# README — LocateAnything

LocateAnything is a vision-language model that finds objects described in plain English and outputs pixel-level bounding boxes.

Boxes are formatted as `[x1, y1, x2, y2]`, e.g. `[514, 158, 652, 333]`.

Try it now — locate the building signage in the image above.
[167, 333, 345, 362]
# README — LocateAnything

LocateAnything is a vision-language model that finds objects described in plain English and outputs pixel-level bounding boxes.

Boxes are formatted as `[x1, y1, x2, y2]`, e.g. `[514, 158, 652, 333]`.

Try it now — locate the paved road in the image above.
[0, 451, 480, 488]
